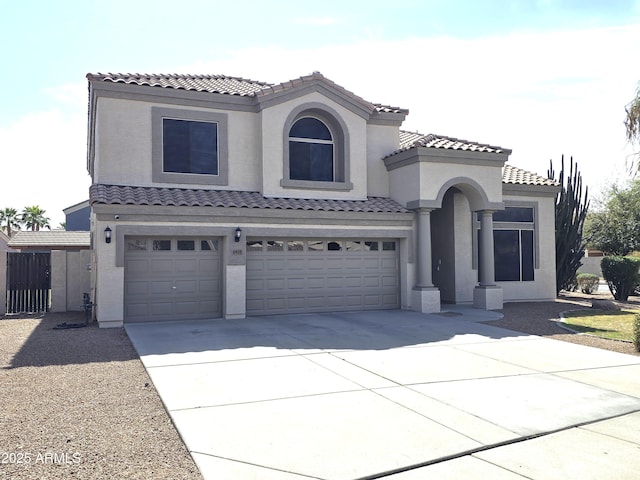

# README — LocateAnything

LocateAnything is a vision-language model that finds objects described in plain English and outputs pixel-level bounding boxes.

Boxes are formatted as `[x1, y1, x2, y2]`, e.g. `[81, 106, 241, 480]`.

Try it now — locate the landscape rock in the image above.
[590, 299, 621, 311]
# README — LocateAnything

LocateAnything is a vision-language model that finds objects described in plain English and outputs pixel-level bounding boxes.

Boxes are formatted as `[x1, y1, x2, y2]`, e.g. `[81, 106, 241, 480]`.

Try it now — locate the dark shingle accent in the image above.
[89, 185, 411, 214]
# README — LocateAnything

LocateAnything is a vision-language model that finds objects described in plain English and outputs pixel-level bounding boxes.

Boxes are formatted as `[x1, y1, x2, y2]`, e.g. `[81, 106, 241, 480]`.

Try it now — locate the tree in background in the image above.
[0, 207, 21, 237]
[626, 83, 640, 166]
[585, 180, 640, 256]
[21, 205, 51, 231]
[547, 156, 590, 294]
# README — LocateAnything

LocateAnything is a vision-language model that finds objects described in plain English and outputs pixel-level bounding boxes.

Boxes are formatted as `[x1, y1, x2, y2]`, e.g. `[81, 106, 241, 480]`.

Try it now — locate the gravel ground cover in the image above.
[0, 312, 202, 480]
[488, 291, 640, 357]
[1, 292, 637, 479]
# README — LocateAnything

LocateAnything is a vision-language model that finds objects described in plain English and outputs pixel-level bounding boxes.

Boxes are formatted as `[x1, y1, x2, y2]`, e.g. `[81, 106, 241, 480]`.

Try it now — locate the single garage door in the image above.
[246, 238, 399, 315]
[124, 237, 222, 322]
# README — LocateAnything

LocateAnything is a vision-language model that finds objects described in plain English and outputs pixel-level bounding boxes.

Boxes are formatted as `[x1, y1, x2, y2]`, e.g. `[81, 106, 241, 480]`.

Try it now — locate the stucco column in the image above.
[478, 210, 495, 286]
[416, 208, 434, 288]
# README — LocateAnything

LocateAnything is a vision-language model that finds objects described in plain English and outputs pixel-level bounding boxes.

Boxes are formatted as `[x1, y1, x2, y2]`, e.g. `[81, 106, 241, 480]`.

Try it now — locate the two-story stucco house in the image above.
[86, 71, 560, 328]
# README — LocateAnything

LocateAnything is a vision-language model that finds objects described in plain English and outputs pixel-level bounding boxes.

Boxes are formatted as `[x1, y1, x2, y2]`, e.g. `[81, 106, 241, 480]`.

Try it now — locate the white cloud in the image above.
[2, 22, 638, 232]
[0, 83, 90, 229]
[44, 81, 87, 107]
[294, 16, 344, 26]
[190, 23, 639, 192]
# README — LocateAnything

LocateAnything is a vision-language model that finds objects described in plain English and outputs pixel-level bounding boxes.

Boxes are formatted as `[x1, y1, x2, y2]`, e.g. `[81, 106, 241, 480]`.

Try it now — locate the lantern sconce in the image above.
[234, 226, 242, 243]
[104, 226, 112, 244]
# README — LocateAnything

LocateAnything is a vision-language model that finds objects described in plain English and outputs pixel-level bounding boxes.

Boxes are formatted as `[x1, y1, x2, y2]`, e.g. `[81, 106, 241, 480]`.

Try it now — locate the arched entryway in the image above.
[419, 177, 504, 309]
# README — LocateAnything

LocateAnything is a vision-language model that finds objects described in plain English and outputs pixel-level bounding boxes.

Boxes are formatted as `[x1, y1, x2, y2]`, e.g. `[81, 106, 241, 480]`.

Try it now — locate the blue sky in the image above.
[1, 0, 640, 226]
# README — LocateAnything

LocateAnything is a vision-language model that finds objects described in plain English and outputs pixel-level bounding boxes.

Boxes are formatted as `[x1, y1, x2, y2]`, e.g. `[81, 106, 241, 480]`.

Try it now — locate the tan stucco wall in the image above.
[387, 155, 505, 210]
[453, 193, 475, 303]
[366, 124, 398, 197]
[93, 97, 260, 191]
[388, 163, 423, 207]
[260, 92, 369, 200]
[67, 250, 91, 311]
[51, 250, 91, 312]
[498, 193, 557, 301]
[94, 220, 124, 326]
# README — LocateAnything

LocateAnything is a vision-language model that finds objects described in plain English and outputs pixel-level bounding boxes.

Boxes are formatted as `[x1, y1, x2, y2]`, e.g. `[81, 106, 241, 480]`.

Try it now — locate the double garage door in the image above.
[246, 238, 399, 315]
[124, 236, 400, 321]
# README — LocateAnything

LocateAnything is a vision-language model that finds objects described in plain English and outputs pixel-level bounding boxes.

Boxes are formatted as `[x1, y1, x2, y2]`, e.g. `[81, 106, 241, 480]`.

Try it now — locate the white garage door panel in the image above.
[151, 259, 173, 274]
[124, 237, 222, 322]
[127, 281, 148, 295]
[246, 238, 399, 315]
[127, 259, 148, 274]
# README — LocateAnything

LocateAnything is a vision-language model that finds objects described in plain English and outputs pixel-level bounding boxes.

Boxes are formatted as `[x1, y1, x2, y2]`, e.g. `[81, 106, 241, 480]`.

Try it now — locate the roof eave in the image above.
[369, 110, 408, 127]
[502, 182, 561, 196]
[384, 146, 510, 171]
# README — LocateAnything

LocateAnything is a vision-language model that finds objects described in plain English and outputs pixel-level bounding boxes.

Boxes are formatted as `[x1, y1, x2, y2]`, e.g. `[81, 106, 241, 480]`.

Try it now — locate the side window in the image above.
[152, 107, 228, 186]
[491, 206, 535, 282]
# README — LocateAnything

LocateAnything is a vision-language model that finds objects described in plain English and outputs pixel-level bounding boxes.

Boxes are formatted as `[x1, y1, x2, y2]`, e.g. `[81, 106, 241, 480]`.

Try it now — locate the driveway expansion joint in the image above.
[351, 409, 640, 480]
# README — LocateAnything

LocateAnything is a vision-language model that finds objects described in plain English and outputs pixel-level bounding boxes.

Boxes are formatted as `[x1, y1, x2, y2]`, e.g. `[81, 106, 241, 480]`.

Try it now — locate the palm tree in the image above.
[0, 207, 21, 237]
[21, 205, 51, 231]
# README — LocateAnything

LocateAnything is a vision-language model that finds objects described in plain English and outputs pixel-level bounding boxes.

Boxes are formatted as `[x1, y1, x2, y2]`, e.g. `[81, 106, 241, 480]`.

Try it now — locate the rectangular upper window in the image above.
[152, 107, 228, 186]
[163, 119, 218, 175]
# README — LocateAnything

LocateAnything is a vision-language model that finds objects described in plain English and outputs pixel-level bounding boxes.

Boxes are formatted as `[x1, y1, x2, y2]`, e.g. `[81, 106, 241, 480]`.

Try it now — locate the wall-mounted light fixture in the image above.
[104, 226, 112, 244]
[234, 226, 242, 243]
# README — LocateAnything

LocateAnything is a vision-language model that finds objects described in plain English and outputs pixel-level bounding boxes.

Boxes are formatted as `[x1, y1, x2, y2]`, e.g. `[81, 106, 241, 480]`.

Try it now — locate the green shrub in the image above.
[634, 314, 640, 352]
[576, 273, 600, 294]
[601, 256, 640, 301]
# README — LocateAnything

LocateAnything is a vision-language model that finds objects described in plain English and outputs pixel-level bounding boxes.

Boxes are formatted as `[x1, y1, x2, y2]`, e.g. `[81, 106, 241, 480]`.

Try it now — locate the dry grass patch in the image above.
[562, 309, 636, 342]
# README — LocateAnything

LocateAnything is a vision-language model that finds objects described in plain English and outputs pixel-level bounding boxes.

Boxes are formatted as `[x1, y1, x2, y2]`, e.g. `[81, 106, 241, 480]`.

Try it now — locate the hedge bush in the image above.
[634, 314, 640, 352]
[576, 273, 600, 294]
[600, 256, 640, 301]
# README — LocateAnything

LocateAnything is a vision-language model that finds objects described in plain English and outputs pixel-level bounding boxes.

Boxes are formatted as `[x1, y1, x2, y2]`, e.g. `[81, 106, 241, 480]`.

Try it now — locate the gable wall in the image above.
[260, 91, 369, 200]
[93, 97, 261, 191]
[388, 158, 504, 209]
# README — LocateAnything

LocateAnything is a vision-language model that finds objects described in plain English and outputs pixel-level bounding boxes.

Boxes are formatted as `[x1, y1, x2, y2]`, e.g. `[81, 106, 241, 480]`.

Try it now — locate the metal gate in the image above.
[6, 252, 51, 313]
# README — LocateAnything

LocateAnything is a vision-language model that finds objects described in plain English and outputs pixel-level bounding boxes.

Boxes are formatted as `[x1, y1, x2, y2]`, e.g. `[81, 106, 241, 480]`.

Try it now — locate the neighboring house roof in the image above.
[8, 231, 91, 248]
[89, 184, 411, 214]
[396, 131, 511, 155]
[63, 199, 91, 215]
[86, 71, 408, 115]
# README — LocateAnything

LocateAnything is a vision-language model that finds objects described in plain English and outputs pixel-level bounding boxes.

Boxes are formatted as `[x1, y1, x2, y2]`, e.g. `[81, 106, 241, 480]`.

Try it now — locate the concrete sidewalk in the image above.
[125, 309, 640, 479]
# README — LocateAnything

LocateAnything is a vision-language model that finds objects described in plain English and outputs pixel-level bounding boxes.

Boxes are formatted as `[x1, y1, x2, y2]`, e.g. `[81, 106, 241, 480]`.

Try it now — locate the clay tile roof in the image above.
[395, 130, 511, 155]
[502, 164, 558, 187]
[8, 231, 90, 248]
[86, 71, 408, 115]
[86, 73, 271, 96]
[393, 131, 557, 187]
[89, 185, 411, 214]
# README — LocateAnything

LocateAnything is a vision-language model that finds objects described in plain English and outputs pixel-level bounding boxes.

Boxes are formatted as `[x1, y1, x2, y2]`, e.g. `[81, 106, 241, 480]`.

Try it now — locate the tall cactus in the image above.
[547, 156, 590, 294]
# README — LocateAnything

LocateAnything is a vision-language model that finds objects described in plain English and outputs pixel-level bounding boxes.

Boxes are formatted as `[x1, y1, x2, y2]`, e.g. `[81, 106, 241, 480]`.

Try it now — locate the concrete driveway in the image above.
[125, 308, 640, 479]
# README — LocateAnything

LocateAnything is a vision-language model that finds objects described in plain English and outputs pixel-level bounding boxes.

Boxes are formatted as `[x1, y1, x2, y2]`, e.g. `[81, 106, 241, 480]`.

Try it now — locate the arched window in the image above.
[288, 117, 334, 182]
